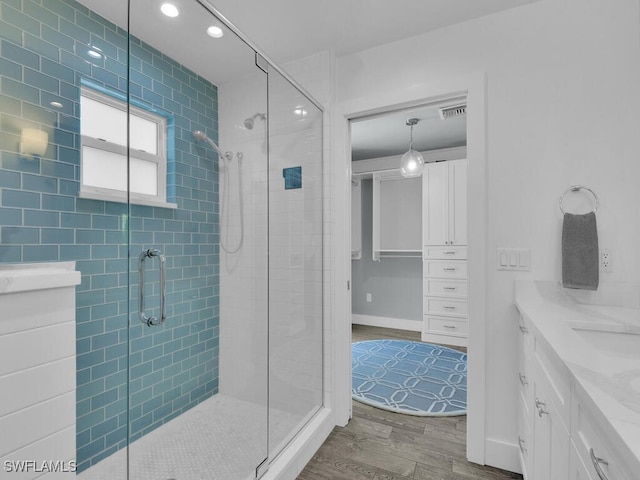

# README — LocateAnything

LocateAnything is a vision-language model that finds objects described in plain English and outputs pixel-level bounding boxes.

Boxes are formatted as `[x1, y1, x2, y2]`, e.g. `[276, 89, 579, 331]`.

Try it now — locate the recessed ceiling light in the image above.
[294, 107, 307, 117]
[160, 2, 180, 17]
[206, 26, 224, 38]
[87, 49, 102, 59]
[50, 101, 64, 108]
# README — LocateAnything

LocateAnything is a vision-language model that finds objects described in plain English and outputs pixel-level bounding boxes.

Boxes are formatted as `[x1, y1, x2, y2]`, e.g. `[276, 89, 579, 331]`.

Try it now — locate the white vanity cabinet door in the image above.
[532, 373, 570, 480]
[517, 315, 534, 479]
[529, 330, 571, 480]
[518, 393, 533, 480]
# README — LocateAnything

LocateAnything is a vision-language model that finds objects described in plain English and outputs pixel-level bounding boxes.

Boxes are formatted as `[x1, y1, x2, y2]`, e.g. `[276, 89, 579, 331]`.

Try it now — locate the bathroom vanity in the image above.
[514, 280, 639, 480]
[0, 262, 81, 476]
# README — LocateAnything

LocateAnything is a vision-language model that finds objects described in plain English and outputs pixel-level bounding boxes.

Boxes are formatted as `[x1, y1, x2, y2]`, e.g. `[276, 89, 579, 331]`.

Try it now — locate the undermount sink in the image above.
[571, 326, 640, 359]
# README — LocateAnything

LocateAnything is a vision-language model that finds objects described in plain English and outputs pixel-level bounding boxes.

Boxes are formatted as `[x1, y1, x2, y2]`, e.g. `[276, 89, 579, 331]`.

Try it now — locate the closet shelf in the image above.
[373, 250, 423, 261]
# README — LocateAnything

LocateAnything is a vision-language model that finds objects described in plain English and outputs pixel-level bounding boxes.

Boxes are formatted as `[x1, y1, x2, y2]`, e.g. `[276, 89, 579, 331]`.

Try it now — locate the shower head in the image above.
[193, 130, 231, 160]
[244, 113, 266, 130]
[193, 130, 209, 142]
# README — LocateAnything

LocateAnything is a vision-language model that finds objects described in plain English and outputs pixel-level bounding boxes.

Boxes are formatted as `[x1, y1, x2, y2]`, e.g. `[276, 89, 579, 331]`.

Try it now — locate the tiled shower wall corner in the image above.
[0, 0, 219, 472]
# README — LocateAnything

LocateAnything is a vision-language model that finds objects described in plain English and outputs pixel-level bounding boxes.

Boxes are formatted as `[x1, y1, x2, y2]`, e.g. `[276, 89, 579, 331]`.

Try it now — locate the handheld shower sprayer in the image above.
[243, 113, 266, 130]
[193, 130, 232, 160]
[192, 129, 244, 254]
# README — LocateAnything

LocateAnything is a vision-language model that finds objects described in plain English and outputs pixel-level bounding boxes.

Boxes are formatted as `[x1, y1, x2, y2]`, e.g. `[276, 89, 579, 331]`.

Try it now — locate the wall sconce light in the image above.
[20, 128, 49, 157]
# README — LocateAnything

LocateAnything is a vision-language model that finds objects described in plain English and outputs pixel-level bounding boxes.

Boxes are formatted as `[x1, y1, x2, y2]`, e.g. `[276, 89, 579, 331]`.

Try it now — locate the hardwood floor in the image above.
[297, 325, 521, 480]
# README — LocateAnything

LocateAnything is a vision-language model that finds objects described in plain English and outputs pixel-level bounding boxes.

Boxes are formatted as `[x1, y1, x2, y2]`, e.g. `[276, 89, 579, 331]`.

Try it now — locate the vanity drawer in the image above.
[424, 316, 468, 336]
[424, 297, 468, 317]
[572, 396, 633, 480]
[423, 246, 467, 260]
[425, 279, 467, 298]
[424, 260, 467, 279]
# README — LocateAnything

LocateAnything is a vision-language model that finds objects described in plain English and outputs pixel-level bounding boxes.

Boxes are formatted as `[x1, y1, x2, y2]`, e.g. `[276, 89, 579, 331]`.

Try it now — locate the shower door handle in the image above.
[138, 248, 166, 327]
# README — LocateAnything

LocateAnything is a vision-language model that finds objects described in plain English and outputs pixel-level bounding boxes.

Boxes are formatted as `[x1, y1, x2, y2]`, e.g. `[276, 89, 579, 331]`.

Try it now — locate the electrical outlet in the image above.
[366, 293, 372, 303]
[601, 248, 611, 272]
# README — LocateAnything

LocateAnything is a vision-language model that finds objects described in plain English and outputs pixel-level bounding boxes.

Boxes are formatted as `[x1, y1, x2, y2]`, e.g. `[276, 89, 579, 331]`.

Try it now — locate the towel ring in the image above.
[559, 185, 599, 214]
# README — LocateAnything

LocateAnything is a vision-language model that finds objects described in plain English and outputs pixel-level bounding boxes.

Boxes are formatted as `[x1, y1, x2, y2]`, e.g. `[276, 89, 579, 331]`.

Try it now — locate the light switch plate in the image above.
[497, 248, 531, 271]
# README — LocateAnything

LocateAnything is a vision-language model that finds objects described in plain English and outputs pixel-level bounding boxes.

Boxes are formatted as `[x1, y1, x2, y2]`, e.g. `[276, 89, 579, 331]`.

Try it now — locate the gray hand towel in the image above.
[562, 212, 599, 290]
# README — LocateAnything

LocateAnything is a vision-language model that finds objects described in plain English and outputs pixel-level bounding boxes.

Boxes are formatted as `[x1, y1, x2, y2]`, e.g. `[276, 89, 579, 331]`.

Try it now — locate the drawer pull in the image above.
[519, 325, 529, 334]
[443, 325, 457, 329]
[443, 251, 456, 255]
[534, 398, 549, 417]
[443, 305, 456, 310]
[442, 287, 457, 291]
[590, 448, 609, 480]
[443, 267, 457, 272]
[518, 373, 528, 386]
[518, 436, 527, 453]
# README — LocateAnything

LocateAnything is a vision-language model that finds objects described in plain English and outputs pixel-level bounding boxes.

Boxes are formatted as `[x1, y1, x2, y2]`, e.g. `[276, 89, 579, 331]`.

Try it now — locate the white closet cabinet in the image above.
[422, 159, 468, 347]
[423, 159, 467, 246]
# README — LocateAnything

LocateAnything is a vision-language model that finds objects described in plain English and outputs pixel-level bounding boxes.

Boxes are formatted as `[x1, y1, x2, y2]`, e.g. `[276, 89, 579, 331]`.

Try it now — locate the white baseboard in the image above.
[484, 437, 522, 475]
[351, 314, 422, 332]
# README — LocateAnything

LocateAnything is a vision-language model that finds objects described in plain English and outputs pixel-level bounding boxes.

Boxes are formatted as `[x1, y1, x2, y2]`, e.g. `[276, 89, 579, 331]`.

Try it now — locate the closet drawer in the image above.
[424, 260, 467, 279]
[424, 297, 468, 317]
[424, 316, 468, 336]
[423, 246, 467, 260]
[425, 279, 467, 298]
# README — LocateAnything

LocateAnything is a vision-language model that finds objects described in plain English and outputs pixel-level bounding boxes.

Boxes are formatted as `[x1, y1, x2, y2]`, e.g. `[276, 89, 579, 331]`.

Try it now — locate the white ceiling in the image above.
[200, 0, 539, 64]
[77, 0, 539, 85]
[76, 0, 533, 160]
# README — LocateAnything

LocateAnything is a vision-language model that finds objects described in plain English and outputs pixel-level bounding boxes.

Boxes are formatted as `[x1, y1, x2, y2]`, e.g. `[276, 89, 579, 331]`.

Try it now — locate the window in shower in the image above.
[79, 82, 176, 208]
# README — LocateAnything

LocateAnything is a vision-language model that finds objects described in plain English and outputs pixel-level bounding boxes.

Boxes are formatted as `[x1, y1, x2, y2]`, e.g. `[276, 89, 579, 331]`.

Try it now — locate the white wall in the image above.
[335, 0, 640, 470]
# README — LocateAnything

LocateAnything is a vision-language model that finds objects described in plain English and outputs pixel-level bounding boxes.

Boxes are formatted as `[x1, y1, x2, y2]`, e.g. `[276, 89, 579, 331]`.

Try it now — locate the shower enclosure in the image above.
[0, 0, 323, 479]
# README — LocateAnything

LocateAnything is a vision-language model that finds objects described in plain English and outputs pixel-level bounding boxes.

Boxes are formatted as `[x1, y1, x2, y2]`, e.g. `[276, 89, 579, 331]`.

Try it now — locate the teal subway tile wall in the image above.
[0, 0, 219, 472]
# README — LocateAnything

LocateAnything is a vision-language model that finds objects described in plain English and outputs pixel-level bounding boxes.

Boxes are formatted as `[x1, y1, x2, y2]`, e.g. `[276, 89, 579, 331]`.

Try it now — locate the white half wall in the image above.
[335, 0, 640, 471]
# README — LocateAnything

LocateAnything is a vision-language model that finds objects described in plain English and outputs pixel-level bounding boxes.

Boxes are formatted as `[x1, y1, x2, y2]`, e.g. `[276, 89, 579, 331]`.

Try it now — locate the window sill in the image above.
[79, 191, 178, 209]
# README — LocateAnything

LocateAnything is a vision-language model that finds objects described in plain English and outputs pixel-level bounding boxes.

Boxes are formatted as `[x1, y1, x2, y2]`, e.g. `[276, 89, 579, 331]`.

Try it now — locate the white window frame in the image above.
[80, 85, 176, 208]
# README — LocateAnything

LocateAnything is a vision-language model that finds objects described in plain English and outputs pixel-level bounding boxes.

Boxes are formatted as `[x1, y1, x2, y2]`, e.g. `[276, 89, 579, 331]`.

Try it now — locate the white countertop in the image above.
[514, 280, 640, 471]
[0, 261, 81, 294]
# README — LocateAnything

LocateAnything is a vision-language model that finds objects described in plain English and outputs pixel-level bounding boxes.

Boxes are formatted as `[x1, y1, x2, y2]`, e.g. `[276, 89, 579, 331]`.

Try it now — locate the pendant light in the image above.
[400, 118, 424, 178]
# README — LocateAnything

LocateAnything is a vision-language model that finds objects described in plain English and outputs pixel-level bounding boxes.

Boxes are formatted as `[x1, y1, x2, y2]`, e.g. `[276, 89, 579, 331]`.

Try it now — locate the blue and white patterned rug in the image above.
[352, 339, 467, 416]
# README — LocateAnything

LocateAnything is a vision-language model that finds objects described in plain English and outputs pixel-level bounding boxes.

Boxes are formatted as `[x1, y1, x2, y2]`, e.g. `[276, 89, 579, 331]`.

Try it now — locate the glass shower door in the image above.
[126, 2, 269, 479]
[267, 69, 324, 457]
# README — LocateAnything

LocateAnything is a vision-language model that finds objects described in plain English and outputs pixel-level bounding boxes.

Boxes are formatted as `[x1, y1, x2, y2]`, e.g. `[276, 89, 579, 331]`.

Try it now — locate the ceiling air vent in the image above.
[438, 103, 467, 120]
